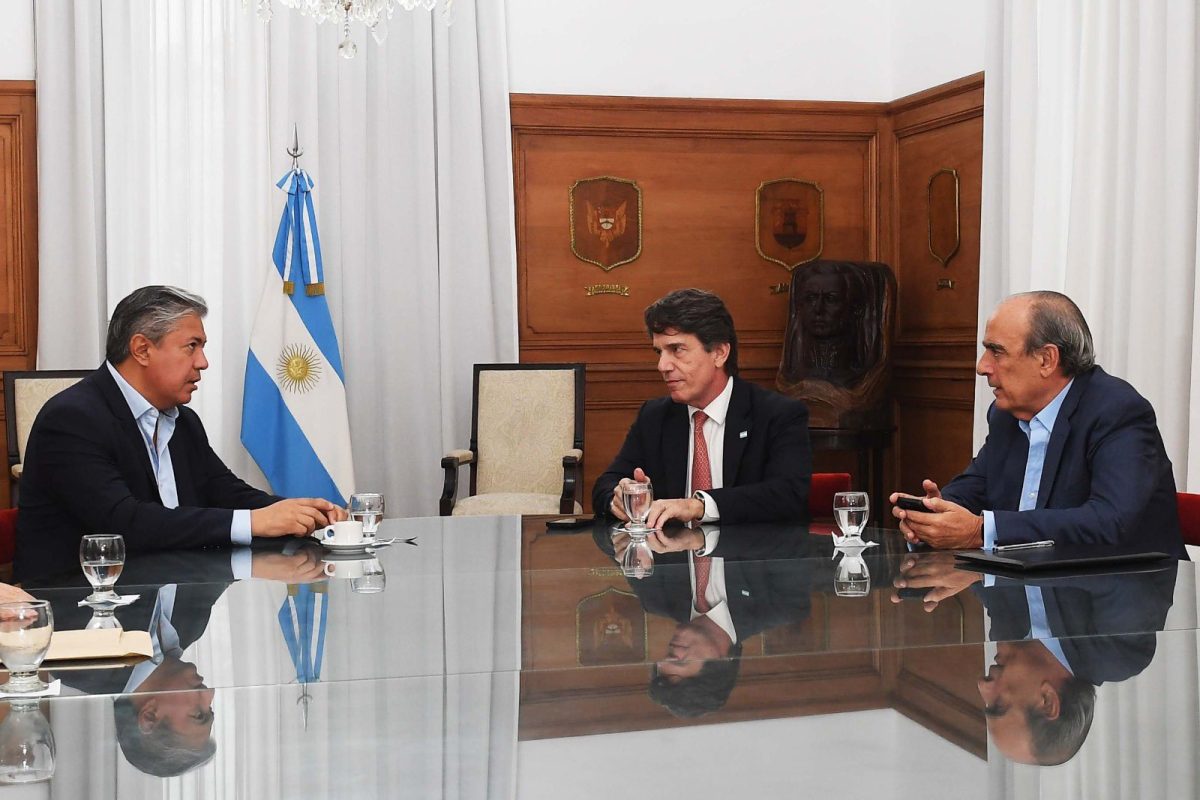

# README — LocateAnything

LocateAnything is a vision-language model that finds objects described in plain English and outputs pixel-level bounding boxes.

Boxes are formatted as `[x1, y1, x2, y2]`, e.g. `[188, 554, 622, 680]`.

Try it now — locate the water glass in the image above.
[834, 553, 871, 597]
[621, 481, 654, 536]
[833, 491, 870, 540]
[79, 534, 125, 604]
[0, 602, 53, 694]
[0, 699, 55, 783]
[349, 493, 385, 539]
[620, 537, 654, 579]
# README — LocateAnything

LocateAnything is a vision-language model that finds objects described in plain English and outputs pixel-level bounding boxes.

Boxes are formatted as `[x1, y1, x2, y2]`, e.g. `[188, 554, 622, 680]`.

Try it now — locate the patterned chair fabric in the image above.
[5, 371, 92, 483]
[442, 364, 585, 517]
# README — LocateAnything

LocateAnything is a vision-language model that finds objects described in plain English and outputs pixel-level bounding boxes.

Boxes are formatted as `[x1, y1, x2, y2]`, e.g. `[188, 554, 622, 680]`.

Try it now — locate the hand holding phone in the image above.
[895, 496, 938, 513]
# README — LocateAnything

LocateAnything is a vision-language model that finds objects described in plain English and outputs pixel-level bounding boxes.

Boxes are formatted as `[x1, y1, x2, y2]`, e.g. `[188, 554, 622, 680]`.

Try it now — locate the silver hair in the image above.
[105, 286, 208, 364]
[1015, 291, 1096, 377]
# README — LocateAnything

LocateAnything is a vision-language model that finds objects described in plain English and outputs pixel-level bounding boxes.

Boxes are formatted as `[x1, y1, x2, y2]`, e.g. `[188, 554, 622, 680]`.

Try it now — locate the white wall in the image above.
[0, 0, 34, 80]
[890, 0, 987, 98]
[507, 0, 986, 102]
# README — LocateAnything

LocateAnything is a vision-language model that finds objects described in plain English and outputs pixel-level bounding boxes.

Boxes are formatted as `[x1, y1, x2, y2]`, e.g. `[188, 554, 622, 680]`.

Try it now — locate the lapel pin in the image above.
[739, 430, 748, 439]
[741, 589, 751, 596]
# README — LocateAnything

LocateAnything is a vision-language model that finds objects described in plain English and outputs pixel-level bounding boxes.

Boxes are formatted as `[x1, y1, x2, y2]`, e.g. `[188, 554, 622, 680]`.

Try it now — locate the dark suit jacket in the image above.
[16, 365, 279, 581]
[941, 367, 1185, 559]
[976, 565, 1176, 685]
[592, 377, 811, 524]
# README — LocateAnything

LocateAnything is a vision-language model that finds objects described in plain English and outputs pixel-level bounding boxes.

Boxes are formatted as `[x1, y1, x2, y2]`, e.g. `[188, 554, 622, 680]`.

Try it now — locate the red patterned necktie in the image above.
[692, 410, 713, 613]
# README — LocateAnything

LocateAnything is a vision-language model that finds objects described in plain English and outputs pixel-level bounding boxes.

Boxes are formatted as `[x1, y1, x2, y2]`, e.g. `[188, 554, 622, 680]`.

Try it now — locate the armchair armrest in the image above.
[560, 448, 584, 514]
[440, 450, 476, 516]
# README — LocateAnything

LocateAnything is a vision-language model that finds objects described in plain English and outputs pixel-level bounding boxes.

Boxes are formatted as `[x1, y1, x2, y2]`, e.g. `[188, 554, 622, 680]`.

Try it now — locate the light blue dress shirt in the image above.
[105, 362, 252, 545]
[1024, 585, 1074, 674]
[982, 379, 1074, 550]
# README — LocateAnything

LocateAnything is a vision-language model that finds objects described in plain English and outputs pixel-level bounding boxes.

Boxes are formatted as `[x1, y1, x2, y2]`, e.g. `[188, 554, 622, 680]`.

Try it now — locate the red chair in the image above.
[810, 472, 852, 519]
[0, 507, 16, 582]
[1177, 492, 1200, 547]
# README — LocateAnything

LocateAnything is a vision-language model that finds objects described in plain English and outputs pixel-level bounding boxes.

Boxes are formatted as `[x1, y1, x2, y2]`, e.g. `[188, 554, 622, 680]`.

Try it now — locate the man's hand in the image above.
[646, 527, 705, 554]
[645, 498, 704, 530]
[609, 468, 652, 522]
[0, 583, 34, 604]
[890, 552, 982, 612]
[890, 479, 984, 550]
[251, 549, 327, 583]
[251, 498, 343, 537]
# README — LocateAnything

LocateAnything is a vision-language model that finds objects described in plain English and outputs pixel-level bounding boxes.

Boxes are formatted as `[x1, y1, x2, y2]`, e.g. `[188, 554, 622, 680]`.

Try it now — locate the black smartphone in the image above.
[896, 586, 930, 600]
[546, 515, 594, 531]
[896, 496, 934, 513]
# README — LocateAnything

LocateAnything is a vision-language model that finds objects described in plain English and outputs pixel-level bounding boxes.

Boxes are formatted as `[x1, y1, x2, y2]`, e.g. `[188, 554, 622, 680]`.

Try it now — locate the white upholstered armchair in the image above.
[5, 370, 91, 495]
[440, 363, 585, 516]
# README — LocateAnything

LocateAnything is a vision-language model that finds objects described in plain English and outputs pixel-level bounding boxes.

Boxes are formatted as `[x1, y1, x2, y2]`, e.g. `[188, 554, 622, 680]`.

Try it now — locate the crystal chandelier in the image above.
[250, 0, 453, 59]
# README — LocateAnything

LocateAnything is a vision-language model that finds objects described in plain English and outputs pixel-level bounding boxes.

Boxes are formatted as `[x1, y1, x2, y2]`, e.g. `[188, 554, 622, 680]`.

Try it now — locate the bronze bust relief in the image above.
[777, 260, 896, 428]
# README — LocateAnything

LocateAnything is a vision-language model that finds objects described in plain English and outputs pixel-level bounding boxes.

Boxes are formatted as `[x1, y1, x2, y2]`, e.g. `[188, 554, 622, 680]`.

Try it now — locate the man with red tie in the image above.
[593, 288, 812, 534]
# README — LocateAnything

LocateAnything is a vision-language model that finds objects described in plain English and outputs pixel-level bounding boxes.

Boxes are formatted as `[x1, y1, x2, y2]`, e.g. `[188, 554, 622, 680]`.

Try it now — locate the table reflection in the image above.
[0, 515, 1193, 796]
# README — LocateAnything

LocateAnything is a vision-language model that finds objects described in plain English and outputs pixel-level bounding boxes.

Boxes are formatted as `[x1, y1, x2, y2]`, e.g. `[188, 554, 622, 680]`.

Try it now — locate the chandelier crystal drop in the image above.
[249, 0, 452, 58]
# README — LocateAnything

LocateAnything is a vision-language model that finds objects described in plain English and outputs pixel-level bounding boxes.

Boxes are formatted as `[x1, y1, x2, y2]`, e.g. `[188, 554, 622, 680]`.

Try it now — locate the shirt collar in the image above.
[1021, 378, 1074, 435]
[105, 361, 179, 421]
[689, 375, 733, 426]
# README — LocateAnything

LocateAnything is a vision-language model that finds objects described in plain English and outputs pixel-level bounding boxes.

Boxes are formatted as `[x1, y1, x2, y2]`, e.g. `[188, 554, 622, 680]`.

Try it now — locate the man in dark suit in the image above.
[890, 291, 1185, 558]
[594, 522, 814, 717]
[593, 289, 811, 528]
[16, 285, 345, 581]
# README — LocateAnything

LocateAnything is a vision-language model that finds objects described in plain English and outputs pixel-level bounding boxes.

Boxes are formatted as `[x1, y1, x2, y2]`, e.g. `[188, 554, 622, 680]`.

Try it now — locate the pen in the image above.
[994, 539, 1055, 552]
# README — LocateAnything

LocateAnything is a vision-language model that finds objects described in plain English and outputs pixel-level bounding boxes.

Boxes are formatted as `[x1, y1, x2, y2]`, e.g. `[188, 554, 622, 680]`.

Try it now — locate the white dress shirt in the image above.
[687, 375, 734, 523]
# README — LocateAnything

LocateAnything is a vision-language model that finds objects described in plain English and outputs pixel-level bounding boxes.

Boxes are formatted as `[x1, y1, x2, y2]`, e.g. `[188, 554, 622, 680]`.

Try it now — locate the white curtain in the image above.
[34, 0, 518, 516]
[978, 0, 1200, 491]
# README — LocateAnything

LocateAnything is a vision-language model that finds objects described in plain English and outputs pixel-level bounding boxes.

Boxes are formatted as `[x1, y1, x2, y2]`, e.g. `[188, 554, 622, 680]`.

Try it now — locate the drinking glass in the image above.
[621, 481, 654, 536]
[349, 493, 385, 540]
[79, 534, 125, 604]
[84, 607, 122, 631]
[620, 537, 654, 579]
[833, 491, 870, 541]
[0, 602, 53, 694]
[0, 699, 54, 783]
[350, 559, 387, 595]
[834, 553, 871, 597]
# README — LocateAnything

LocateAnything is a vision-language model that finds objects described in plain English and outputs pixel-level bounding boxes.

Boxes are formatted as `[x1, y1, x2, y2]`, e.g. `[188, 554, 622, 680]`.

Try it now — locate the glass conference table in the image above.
[3, 515, 1199, 799]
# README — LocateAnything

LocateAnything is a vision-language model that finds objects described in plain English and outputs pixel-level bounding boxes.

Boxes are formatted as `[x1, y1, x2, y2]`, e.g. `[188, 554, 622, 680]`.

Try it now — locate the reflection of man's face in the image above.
[976, 641, 1061, 764]
[656, 621, 727, 681]
[800, 273, 849, 339]
[135, 659, 215, 748]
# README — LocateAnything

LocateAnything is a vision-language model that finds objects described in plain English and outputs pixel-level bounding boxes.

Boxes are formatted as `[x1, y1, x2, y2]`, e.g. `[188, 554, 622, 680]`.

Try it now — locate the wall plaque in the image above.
[927, 168, 961, 268]
[569, 176, 643, 271]
[756, 178, 824, 271]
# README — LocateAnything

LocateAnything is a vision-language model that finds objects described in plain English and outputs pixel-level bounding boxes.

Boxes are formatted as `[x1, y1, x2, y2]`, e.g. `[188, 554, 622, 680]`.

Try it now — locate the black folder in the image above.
[954, 545, 1172, 572]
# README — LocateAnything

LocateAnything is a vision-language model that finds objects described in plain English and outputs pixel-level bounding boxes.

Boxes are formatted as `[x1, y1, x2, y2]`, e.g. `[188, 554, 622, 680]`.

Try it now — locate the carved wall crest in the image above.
[569, 177, 643, 271]
[756, 178, 824, 271]
[576, 586, 647, 666]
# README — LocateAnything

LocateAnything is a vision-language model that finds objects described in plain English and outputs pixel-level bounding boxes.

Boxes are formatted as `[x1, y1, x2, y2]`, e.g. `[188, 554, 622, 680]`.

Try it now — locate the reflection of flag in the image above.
[242, 168, 355, 503]
[278, 584, 328, 683]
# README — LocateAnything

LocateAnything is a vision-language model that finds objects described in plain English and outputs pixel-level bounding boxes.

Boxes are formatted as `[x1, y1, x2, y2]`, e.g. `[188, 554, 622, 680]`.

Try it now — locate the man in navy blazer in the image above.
[890, 291, 1185, 558]
[593, 289, 811, 528]
[16, 285, 345, 581]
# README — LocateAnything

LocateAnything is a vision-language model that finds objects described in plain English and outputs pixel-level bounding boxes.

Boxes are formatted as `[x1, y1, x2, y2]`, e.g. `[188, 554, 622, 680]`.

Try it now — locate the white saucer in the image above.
[311, 536, 376, 553]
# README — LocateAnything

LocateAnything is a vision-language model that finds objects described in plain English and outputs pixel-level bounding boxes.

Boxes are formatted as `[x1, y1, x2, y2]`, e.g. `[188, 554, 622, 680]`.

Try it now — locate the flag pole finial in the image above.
[287, 123, 303, 171]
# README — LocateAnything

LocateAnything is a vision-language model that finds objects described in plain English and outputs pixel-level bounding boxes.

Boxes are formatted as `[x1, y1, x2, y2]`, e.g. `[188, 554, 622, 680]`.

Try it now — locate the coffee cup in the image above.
[320, 520, 364, 546]
[323, 556, 381, 580]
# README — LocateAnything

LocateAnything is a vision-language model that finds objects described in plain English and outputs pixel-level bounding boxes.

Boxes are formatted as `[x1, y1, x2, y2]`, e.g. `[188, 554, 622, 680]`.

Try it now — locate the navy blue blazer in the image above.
[977, 565, 1176, 684]
[592, 377, 812, 524]
[942, 367, 1185, 559]
[15, 365, 279, 581]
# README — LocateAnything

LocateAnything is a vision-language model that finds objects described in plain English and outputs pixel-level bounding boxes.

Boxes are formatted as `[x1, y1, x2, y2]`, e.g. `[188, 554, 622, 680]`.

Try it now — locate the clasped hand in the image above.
[251, 498, 349, 537]
[610, 468, 704, 529]
[890, 552, 982, 612]
[889, 479, 984, 550]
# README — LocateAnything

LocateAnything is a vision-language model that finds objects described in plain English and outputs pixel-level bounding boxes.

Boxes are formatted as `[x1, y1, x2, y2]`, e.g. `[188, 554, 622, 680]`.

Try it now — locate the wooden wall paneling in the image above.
[0, 82, 39, 510]
[887, 75, 984, 498]
[512, 96, 888, 510]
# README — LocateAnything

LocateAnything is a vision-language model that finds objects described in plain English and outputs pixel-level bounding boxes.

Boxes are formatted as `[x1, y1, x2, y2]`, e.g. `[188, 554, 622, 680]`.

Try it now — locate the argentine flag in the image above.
[241, 168, 355, 504]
